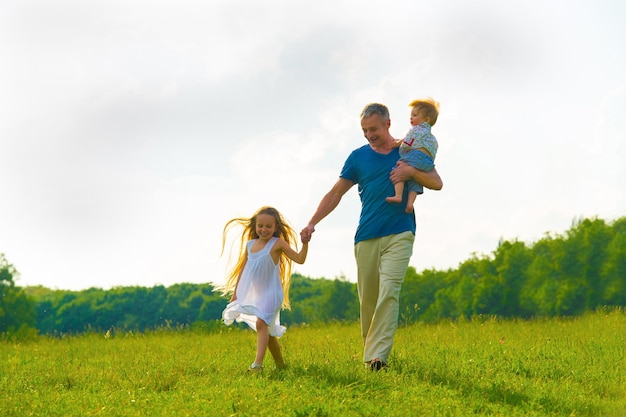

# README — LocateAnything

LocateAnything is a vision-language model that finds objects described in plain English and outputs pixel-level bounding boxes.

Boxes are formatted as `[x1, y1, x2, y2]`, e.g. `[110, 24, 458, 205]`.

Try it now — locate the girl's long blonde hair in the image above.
[218, 206, 298, 309]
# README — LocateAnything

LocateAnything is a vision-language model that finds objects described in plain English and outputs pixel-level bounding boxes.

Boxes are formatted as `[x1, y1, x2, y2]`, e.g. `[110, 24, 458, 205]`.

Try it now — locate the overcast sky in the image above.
[1, 0, 624, 291]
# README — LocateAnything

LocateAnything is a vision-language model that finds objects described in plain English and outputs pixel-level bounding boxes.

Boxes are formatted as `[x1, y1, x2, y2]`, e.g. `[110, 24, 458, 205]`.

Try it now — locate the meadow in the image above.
[1, 309, 625, 417]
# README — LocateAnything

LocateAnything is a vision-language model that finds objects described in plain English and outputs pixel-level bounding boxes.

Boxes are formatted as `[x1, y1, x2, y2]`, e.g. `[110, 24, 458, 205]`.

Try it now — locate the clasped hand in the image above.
[300, 224, 314, 243]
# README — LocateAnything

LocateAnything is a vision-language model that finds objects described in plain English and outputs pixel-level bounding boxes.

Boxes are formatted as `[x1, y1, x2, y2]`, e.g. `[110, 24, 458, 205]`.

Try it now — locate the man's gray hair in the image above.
[360, 103, 390, 122]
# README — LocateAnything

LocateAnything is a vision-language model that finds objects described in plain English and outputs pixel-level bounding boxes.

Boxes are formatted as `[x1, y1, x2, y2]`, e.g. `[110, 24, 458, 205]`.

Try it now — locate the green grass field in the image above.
[2, 309, 625, 416]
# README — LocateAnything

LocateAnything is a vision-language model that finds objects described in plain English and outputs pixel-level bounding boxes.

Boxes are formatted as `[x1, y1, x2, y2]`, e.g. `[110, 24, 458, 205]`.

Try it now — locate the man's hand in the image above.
[390, 161, 443, 190]
[300, 224, 315, 243]
[389, 161, 412, 184]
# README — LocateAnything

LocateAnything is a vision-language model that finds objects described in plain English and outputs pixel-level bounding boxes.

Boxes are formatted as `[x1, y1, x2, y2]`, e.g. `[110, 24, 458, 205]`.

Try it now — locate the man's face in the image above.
[361, 114, 390, 146]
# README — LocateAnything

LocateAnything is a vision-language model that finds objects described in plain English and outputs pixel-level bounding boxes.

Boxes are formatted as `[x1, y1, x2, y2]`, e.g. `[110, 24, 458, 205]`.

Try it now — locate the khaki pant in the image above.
[354, 231, 414, 363]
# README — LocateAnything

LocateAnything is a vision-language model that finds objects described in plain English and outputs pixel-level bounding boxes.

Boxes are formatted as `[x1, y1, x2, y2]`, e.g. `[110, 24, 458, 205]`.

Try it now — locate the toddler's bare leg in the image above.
[386, 181, 405, 204]
[405, 190, 418, 213]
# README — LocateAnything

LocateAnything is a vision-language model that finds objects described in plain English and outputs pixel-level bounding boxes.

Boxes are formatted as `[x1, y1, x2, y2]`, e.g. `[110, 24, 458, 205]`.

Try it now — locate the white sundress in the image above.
[222, 237, 286, 337]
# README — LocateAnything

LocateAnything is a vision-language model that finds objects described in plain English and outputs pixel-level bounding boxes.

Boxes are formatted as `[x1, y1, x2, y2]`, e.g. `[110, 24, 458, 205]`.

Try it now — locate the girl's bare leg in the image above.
[254, 318, 269, 365]
[268, 336, 286, 368]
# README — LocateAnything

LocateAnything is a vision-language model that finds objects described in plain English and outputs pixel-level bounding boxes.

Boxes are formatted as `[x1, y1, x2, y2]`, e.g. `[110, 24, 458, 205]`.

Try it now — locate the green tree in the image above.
[452, 257, 483, 317]
[0, 254, 36, 335]
[493, 239, 530, 316]
[283, 274, 334, 324]
[601, 217, 626, 305]
[519, 236, 560, 316]
[567, 218, 612, 308]
[55, 298, 95, 333]
[468, 255, 499, 315]
[428, 286, 456, 321]
[400, 267, 447, 324]
[199, 298, 228, 321]
[472, 273, 502, 315]
[322, 277, 358, 321]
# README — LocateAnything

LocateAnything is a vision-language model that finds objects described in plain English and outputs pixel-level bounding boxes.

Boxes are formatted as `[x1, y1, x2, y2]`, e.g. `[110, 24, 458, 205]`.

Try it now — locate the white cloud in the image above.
[1, 0, 624, 290]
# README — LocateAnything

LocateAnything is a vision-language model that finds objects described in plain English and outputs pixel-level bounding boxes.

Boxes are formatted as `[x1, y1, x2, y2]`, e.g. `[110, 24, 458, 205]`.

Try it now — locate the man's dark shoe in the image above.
[369, 358, 387, 371]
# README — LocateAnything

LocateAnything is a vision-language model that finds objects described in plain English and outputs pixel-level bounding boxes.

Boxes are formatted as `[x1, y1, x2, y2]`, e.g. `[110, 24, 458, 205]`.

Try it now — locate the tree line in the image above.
[1, 216, 624, 337]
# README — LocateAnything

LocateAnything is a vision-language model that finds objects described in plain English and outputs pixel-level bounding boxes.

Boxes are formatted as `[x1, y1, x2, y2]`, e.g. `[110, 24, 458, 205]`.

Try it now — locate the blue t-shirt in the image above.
[340, 145, 416, 243]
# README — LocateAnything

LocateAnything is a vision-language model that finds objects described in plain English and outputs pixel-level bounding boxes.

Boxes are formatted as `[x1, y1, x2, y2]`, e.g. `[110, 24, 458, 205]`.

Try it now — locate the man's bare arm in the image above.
[390, 161, 443, 190]
[301, 178, 354, 240]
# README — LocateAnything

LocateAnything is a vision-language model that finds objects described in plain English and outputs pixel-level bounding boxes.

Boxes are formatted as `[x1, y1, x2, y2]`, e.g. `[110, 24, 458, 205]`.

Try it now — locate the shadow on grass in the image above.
[266, 363, 368, 388]
[406, 362, 604, 416]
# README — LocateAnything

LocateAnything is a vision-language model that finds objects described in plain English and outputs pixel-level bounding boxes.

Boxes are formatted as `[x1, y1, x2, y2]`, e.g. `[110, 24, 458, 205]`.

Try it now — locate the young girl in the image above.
[219, 206, 309, 372]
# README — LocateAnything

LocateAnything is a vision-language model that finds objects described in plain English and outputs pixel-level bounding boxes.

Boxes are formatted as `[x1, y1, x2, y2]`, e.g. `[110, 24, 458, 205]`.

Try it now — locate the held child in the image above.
[386, 98, 440, 213]
[219, 206, 309, 372]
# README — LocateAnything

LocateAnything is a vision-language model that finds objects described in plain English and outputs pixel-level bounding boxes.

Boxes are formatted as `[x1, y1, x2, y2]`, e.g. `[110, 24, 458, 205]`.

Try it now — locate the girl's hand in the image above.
[300, 224, 315, 243]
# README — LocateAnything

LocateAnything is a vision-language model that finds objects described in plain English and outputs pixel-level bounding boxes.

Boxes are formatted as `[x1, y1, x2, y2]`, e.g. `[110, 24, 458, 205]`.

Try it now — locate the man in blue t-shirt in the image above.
[300, 102, 443, 371]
